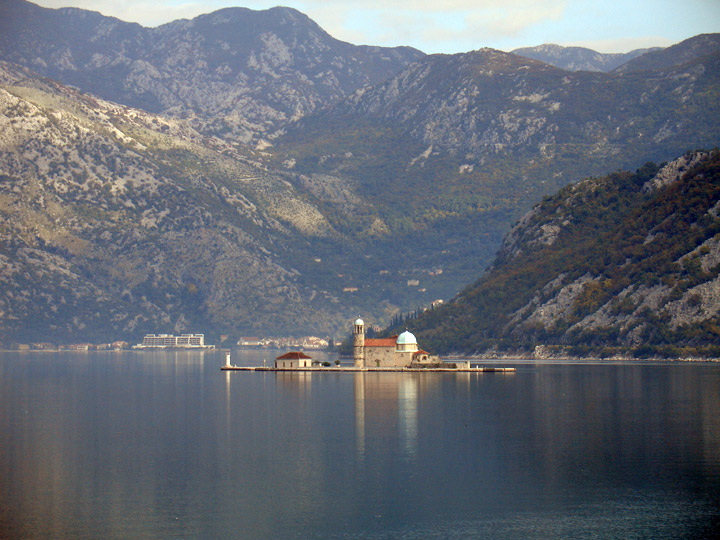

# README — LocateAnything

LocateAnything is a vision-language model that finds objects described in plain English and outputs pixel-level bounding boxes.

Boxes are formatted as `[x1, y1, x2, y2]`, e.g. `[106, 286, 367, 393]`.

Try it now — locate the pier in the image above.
[221, 365, 515, 373]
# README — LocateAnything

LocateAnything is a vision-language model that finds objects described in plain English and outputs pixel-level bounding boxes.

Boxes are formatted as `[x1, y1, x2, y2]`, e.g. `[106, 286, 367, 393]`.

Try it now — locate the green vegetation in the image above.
[386, 151, 720, 358]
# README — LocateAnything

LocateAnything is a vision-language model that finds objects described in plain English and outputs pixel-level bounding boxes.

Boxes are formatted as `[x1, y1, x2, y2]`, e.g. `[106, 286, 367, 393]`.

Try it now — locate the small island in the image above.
[221, 319, 514, 373]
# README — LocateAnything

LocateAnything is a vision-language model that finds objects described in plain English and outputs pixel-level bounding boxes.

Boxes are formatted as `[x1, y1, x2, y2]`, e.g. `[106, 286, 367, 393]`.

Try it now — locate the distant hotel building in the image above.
[134, 334, 214, 349]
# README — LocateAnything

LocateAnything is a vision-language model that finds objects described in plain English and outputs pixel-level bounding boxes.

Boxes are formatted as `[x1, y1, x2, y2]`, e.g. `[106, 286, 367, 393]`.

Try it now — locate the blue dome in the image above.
[396, 331, 417, 345]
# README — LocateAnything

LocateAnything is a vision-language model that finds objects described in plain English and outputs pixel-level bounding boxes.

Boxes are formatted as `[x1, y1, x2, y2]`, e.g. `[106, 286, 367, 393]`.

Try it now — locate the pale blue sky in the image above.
[34, 0, 720, 53]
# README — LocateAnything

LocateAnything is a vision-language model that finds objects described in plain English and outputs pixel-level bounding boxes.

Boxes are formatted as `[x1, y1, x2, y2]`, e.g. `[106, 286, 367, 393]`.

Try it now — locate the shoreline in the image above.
[449, 354, 720, 363]
[2, 349, 718, 363]
[0, 348, 223, 354]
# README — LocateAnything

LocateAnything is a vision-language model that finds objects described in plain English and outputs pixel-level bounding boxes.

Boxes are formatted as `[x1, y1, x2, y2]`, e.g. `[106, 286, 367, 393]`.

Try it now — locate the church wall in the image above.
[395, 351, 414, 367]
[365, 346, 396, 367]
[364, 347, 415, 367]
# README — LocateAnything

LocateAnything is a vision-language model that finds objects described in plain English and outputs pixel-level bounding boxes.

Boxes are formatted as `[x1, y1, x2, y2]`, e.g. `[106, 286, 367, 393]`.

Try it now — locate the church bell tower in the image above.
[353, 318, 365, 368]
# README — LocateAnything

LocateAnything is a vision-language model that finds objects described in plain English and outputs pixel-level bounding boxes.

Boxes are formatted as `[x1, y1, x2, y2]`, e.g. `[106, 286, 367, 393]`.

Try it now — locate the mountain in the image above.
[511, 44, 657, 72]
[0, 0, 423, 142]
[2, 2, 720, 347]
[0, 61, 449, 345]
[614, 33, 720, 73]
[275, 46, 720, 262]
[512, 34, 720, 75]
[282, 46, 720, 162]
[389, 151, 720, 358]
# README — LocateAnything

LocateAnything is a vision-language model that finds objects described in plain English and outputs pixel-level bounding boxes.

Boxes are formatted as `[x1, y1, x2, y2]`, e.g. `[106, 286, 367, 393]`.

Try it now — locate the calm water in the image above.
[1, 351, 719, 539]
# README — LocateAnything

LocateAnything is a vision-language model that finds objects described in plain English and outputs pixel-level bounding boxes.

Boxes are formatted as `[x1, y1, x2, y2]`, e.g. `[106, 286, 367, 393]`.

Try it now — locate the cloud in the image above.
[563, 36, 675, 54]
[304, 0, 569, 52]
[464, 2, 566, 39]
[33, 1, 268, 26]
[30, 0, 693, 54]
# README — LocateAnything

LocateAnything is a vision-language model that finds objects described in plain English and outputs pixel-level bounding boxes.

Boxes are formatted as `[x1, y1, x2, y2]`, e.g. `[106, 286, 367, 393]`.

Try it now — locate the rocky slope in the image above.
[277, 42, 720, 254]
[511, 44, 657, 72]
[286, 40, 720, 161]
[394, 151, 720, 357]
[0, 61, 441, 344]
[0, 0, 423, 142]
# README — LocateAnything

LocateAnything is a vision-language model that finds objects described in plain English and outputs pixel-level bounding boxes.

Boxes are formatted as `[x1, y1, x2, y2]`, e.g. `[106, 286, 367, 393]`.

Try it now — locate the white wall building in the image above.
[136, 334, 212, 349]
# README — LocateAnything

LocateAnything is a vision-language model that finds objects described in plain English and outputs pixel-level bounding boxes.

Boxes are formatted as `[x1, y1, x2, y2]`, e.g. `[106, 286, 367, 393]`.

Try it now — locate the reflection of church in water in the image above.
[354, 371, 420, 459]
[352, 318, 439, 368]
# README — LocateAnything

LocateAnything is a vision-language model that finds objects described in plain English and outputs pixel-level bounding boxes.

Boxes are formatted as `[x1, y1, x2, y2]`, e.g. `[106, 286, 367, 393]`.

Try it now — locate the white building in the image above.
[275, 351, 313, 369]
[135, 334, 213, 349]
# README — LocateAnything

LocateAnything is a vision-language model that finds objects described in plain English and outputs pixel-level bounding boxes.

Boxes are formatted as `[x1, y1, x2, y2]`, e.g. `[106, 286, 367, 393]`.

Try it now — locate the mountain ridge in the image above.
[0, 0, 424, 141]
[511, 44, 659, 72]
[614, 33, 720, 73]
[277, 44, 720, 238]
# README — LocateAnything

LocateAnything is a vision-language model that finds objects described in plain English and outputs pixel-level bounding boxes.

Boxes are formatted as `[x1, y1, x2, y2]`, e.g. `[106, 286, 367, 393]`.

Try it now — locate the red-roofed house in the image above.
[275, 351, 312, 369]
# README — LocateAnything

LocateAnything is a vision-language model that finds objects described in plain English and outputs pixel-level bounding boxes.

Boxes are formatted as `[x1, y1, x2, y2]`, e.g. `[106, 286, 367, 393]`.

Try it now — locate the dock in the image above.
[221, 366, 515, 373]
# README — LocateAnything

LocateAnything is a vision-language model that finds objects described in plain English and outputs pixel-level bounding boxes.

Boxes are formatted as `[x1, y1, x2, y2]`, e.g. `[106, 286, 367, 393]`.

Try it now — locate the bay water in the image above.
[1, 351, 719, 539]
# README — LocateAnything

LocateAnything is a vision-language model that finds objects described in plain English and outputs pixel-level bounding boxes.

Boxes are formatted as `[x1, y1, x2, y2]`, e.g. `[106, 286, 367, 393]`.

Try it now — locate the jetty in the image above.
[221, 365, 515, 373]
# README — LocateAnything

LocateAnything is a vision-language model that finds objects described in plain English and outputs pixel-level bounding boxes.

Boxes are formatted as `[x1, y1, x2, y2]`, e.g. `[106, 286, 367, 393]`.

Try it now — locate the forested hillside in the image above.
[391, 151, 720, 358]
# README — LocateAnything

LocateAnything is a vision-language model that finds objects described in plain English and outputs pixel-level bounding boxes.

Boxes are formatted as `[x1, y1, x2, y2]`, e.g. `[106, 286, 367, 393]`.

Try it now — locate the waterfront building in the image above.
[275, 351, 313, 369]
[135, 334, 213, 349]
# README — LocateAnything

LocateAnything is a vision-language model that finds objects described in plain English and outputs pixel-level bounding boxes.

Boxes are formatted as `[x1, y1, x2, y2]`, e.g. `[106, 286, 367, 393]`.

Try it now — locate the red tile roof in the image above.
[365, 337, 397, 348]
[276, 351, 312, 360]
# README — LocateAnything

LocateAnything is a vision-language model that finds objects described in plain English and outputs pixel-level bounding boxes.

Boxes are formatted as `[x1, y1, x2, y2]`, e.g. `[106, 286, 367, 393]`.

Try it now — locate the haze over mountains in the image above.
[511, 44, 659, 72]
[1, 0, 719, 347]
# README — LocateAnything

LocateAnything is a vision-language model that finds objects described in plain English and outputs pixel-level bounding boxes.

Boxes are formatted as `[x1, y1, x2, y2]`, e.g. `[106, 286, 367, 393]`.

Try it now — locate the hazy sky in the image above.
[33, 0, 720, 54]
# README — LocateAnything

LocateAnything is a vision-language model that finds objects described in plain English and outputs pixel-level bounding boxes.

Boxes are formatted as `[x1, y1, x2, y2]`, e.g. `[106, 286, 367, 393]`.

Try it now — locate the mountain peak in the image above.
[192, 5, 313, 25]
[0, 0, 423, 138]
[614, 33, 720, 72]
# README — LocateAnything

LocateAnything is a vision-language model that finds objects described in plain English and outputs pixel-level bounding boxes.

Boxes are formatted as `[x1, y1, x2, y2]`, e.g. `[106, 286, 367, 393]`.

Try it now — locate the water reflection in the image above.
[398, 377, 418, 457]
[2, 353, 719, 539]
[352, 373, 421, 461]
[0, 351, 216, 538]
[523, 364, 720, 495]
[276, 370, 313, 392]
[354, 372, 365, 458]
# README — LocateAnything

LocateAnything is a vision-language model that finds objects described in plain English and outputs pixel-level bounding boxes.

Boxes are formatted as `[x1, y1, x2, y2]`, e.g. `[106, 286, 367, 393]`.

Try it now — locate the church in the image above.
[352, 318, 439, 368]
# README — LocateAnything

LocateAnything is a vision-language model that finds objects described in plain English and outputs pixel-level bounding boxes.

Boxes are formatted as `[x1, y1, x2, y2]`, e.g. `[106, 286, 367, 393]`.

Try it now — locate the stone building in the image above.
[352, 318, 437, 368]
